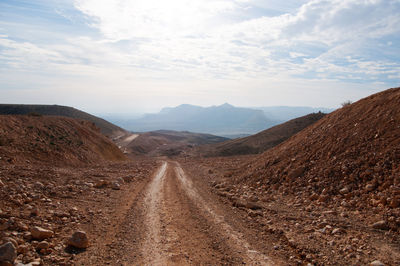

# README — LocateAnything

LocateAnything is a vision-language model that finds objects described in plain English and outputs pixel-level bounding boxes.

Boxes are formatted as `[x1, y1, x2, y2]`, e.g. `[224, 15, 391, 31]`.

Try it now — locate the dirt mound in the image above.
[235, 87, 400, 221]
[0, 104, 125, 138]
[200, 112, 325, 157]
[0, 115, 125, 166]
[127, 130, 228, 156]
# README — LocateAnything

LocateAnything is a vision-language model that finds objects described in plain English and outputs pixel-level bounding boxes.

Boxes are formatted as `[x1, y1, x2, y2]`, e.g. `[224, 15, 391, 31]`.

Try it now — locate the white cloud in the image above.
[1, 0, 399, 112]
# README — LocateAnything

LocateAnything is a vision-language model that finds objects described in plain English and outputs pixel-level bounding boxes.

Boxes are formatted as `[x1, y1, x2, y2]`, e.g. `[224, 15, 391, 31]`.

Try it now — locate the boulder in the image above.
[30, 226, 53, 240]
[0, 242, 17, 264]
[67, 231, 89, 249]
[111, 182, 120, 190]
[371, 220, 389, 230]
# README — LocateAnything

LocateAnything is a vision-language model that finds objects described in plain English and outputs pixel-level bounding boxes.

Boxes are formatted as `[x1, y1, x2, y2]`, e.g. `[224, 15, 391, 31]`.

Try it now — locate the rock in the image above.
[1, 238, 17, 248]
[233, 199, 262, 210]
[340, 187, 350, 194]
[288, 166, 305, 178]
[34, 182, 44, 189]
[67, 231, 89, 249]
[332, 228, 341, 234]
[390, 198, 399, 208]
[30, 207, 39, 217]
[36, 241, 49, 250]
[372, 220, 389, 230]
[16, 244, 28, 255]
[309, 193, 319, 200]
[111, 182, 120, 190]
[370, 260, 384, 266]
[94, 180, 109, 188]
[0, 242, 17, 264]
[30, 226, 53, 240]
[365, 184, 375, 192]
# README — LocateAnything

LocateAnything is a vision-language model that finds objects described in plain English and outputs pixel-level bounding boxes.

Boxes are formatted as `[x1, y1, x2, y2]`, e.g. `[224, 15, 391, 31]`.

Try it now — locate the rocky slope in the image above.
[199, 112, 325, 157]
[235, 87, 400, 214]
[0, 104, 125, 138]
[0, 115, 125, 166]
[193, 87, 400, 265]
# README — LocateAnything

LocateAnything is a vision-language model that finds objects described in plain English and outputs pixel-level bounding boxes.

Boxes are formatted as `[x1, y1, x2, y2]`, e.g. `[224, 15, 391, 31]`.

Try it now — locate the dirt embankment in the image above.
[0, 104, 126, 138]
[187, 87, 400, 265]
[235, 87, 400, 214]
[0, 115, 125, 166]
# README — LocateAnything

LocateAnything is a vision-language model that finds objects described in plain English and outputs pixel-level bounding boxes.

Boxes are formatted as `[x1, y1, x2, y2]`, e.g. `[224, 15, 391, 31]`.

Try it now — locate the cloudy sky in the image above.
[1, 0, 399, 113]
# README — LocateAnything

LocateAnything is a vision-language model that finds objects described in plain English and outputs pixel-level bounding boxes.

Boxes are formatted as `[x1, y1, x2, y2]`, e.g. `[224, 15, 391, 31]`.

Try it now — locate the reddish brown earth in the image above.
[126, 130, 227, 156]
[0, 115, 125, 165]
[1, 87, 399, 265]
[186, 87, 400, 265]
[0, 104, 126, 138]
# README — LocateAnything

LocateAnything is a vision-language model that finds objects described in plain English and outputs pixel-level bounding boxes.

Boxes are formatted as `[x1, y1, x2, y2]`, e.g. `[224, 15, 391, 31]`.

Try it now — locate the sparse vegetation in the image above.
[341, 100, 352, 107]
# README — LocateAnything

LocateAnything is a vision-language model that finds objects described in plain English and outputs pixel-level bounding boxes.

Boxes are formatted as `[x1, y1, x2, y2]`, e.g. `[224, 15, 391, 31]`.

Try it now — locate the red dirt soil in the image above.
[188, 87, 400, 265]
[236, 87, 400, 212]
[0, 115, 125, 166]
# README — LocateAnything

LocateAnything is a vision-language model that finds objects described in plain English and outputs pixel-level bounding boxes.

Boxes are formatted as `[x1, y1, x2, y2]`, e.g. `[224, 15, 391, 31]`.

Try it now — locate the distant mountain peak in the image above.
[219, 103, 234, 108]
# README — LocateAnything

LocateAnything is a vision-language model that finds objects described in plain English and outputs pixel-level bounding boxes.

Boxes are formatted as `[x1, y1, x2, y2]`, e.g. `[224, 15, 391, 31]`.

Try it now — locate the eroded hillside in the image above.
[0, 115, 125, 165]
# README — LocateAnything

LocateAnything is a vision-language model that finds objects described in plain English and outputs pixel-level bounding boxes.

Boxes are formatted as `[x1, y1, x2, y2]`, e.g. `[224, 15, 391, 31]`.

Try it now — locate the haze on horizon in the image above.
[1, 0, 399, 114]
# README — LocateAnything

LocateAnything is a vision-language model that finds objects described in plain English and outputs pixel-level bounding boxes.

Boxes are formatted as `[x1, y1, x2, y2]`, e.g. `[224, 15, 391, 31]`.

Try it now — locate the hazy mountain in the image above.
[0, 104, 126, 138]
[115, 103, 276, 136]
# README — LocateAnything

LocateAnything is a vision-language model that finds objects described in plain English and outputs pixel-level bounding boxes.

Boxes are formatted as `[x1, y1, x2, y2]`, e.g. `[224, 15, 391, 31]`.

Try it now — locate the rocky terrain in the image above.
[0, 158, 156, 265]
[0, 115, 125, 165]
[0, 104, 126, 138]
[1, 87, 399, 265]
[188, 87, 400, 265]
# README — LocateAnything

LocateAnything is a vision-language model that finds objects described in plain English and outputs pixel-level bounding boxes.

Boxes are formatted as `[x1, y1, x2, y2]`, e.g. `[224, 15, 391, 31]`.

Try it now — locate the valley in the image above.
[0, 87, 399, 265]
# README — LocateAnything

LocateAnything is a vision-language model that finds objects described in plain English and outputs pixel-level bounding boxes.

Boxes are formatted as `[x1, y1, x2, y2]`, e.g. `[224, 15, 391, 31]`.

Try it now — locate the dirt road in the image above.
[77, 161, 274, 265]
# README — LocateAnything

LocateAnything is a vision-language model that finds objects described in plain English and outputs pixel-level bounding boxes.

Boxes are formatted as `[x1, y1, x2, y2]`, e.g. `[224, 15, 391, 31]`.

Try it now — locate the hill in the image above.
[0, 104, 125, 137]
[233, 87, 400, 214]
[199, 112, 325, 157]
[112, 103, 276, 136]
[258, 106, 334, 122]
[0, 115, 125, 165]
[126, 130, 228, 156]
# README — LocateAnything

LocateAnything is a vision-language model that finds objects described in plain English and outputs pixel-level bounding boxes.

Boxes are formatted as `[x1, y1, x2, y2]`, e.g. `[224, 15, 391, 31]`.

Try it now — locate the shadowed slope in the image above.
[0, 104, 125, 137]
[0, 115, 125, 165]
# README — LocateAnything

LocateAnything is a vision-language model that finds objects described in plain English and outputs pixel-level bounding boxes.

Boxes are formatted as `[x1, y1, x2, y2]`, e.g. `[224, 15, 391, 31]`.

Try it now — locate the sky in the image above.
[0, 0, 399, 114]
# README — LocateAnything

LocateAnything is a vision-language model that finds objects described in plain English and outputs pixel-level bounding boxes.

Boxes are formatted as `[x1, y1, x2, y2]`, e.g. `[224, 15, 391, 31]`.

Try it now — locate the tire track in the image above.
[141, 161, 168, 265]
[174, 163, 273, 265]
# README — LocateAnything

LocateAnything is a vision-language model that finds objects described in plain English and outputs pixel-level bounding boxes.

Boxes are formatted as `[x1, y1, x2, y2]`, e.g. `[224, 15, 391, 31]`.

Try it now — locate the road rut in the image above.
[139, 161, 273, 265]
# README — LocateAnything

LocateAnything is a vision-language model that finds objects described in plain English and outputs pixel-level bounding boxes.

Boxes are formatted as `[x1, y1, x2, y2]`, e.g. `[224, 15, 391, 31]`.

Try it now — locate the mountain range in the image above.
[106, 103, 334, 137]
[111, 103, 276, 137]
